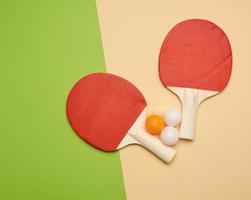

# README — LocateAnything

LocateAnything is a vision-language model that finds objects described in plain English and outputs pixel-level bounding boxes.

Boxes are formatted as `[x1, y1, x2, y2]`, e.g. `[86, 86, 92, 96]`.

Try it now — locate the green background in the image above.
[0, 0, 126, 199]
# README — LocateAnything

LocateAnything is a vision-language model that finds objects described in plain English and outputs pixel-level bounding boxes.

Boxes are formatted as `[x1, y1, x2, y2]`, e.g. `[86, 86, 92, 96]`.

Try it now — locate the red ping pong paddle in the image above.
[159, 19, 232, 140]
[67, 73, 176, 163]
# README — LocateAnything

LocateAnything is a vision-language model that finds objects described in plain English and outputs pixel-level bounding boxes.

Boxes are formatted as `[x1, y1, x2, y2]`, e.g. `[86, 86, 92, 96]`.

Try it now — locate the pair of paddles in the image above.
[67, 19, 232, 163]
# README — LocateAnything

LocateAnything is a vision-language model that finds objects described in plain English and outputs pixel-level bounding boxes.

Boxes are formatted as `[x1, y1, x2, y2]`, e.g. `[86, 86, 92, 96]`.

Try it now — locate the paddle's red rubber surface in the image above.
[159, 19, 232, 91]
[67, 73, 146, 151]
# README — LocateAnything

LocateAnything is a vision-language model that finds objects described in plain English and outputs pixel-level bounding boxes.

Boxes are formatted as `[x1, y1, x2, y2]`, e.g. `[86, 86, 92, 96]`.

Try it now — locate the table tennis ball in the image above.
[145, 114, 165, 135]
[160, 127, 179, 146]
[163, 108, 181, 127]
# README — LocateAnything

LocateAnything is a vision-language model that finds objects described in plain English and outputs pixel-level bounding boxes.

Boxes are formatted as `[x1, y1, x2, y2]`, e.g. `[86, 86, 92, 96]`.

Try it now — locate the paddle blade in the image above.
[159, 19, 232, 91]
[66, 73, 146, 151]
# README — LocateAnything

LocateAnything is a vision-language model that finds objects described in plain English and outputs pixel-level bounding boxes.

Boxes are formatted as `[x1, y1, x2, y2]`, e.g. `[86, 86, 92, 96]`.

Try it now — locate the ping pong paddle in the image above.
[67, 73, 176, 163]
[159, 19, 232, 140]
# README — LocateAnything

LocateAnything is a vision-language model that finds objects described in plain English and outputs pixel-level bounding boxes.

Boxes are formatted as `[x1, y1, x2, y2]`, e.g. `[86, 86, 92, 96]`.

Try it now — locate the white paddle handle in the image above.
[179, 88, 199, 140]
[130, 129, 176, 163]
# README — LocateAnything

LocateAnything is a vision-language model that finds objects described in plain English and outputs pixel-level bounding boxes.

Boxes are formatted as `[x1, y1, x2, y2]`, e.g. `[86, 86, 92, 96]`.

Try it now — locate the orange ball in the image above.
[145, 114, 165, 135]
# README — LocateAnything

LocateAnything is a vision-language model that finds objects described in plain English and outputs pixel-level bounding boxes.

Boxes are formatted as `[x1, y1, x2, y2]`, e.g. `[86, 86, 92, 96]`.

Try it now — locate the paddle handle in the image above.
[130, 129, 176, 163]
[179, 88, 199, 140]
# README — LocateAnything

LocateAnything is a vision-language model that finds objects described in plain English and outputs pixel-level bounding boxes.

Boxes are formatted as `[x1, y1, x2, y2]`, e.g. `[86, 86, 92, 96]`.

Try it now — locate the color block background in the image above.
[96, 0, 251, 199]
[0, 1, 126, 200]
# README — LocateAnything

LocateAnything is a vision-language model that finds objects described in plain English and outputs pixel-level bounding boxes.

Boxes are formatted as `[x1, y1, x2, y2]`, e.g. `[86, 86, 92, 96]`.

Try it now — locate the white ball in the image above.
[163, 108, 181, 127]
[160, 127, 179, 146]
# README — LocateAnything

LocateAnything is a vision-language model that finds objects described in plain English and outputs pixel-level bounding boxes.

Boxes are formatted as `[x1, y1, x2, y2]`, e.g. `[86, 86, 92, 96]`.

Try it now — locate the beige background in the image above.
[96, 0, 251, 199]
